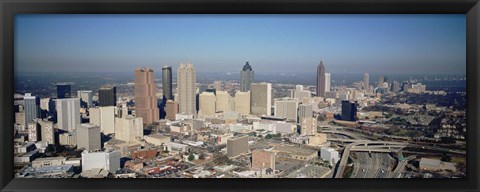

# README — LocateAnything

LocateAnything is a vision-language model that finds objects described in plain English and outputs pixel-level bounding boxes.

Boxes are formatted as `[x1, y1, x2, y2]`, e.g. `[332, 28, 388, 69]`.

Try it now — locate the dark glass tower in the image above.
[162, 66, 173, 101]
[98, 86, 117, 107]
[341, 100, 357, 121]
[56, 83, 71, 99]
[316, 61, 326, 97]
[240, 61, 254, 92]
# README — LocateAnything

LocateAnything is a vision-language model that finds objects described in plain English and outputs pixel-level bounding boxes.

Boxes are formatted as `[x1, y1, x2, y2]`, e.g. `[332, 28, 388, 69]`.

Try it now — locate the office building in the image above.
[165, 100, 179, 121]
[378, 76, 385, 88]
[214, 80, 222, 91]
[177, 63, 197, 115]
[250, 83, 272, 116]
[56, 98, 81, 132]
[81, 150, 121, 173]
[234, 91, 250, 116]
[274, 98, 298, 122]
[325, 73, 331, 92]
[240, 61, 254, 92]
[215, 91, 230, 112]
[252, 149, 276, 171]
[98, 86, 117, 107]
[39, 120, 55, 145]
[56, 83, 71, 99]
[341, 100, 357, 121]
[76, 124, 101, 151]
[27, 121, 41, 142]
[134, 67, 159, 125]
[316, 61, 326, 97]
[199, 92, 216, 116]
[100, 106, 115, 134]
[227, 135, 249, 157]
[162, 66, 173, 101]
[320, 147, 340, 165]
[23, 93, 40, 126]
[77, 90, 93, 108]
[115, 115, 143, 143]
[59, 131, 77, 146]
[298, 104, 313, 122]
[364, 73, 369, 90]
[300, 117, 317, 136]
[89, 107, 101, 126]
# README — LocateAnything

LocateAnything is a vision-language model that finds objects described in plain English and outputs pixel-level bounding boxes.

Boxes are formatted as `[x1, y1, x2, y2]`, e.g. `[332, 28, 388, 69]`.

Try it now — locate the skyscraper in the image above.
[364, 73, 370, 90]
[162, 66, 173, 101]
[177, 63, 196, 115]
[341, 100, 357, 121]
[378, 76, 385, 88]
[115, 115, 143, 143]
[56, 83, 71, 99]
[134, 67, 159, 125]
[325, 73, 331, 92]
[298, 104, 313, 122]
[77, 90, 93, 108]
[215, 91, 230, 112]
[213, 81, 222, 91]
[98, 86, 117, 107]
[250, 83, 272, 116]
[316, 61, 326, 97]
[234, 91, 250, 116]
[23, 93, 40, 126]
[165, 100, 179, 121]
[56, 98, 81, 132]
[76, 123, 101, 151]
[199, 92, 216, 116]
[99, 106, 115, 134]
[274, 98, 298, 122]
[240, 61, 254, 92]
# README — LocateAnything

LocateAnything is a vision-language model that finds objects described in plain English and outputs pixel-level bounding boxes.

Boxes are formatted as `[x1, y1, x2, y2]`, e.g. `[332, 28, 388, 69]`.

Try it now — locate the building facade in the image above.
[162, 66, 173, 101]
[134, 67, 159, 125]
[76, 124, 101, 151]
[250, 83, 272, 116]
[316, 61, 326, 97]
[177, 63, 197, 115]
[240, 61, 254, 92]
[56, 98, 81, 132]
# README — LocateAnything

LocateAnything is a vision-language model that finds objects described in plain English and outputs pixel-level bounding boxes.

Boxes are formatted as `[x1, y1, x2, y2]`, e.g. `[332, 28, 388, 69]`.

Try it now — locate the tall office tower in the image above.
[215, 91, 230, 112]
[81, 150, 121, 174]
[27, 121, 41, 142]
[89, 107, 101, 126]
[252, 149, 276, 171]
[56, 83, 71, 99]
[300, 116, 317, 136]
[165, 100, 179, 121]
[134, 67, 159, 125]
[316, 61, 326, 97]
[213, 81, 222, 91]
[228, 97, 235, 112]
[77, 90, 93, 108]
[56, 98, 80, 132]
[177, 63, 196, 115]
[76, 123, 101, 151]
[234, 91, 250, 116]
[364, 73, 370, 90]
[325, 73, 331, 92]
[162, 66, 173, 101]
[341, 100, 357, 121]
[227, 135, 249, 157]
[39, 120, 55, 145]
[298, 104, 313, 122]
[99, 106, 115, 134]
[40, 98, 55, 113]
[199, 92, 216, 116]
[240, 61, 254, 92]
[250, 83, 272, 116]
[23, 93, 40, 126]
[294, 85, 311, 100]
[401, 81, 410, 92]
[392, 81, 401, 92]
[378, 76, 385, 88]
[98, 86, 117, 107]
[115, 115, 143, 143]
[274, 98, 299, 122]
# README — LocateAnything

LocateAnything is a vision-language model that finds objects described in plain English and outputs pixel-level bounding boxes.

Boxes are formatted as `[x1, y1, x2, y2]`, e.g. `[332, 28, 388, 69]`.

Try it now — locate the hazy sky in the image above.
[15, 14, 466, 74]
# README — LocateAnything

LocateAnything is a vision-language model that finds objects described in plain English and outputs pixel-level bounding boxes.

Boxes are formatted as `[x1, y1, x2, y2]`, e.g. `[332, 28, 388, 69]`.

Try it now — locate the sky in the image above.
[15, 14, 466, 74]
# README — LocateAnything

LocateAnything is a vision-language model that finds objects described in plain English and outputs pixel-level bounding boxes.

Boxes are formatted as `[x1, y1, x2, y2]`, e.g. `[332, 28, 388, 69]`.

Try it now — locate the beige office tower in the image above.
[89, 107, 101, 126]
[234, 91, 250, 116]
[56, 98, 81, 132]
[274, 98, 299, 122]
[325, 73, 331, 92]
[99, 106, 115, 134]
[228, 97, 235, 112]
[301, 116, 317, 136]
[250, 83, 272, 116]
[27, 121, 40, 142]
[39, 120, 55, 145]
[215, 91, 230, 113]
[214, 80, 222, 91]
[134, 67, 159, 125]
[252, 149, 276, 170]
[177, 63, 196, 115]
[115, 115, 143, 143]
[76, 123, 101, 151]
[199, 92, 216, 116]
[227, 135, 249, 157]
[364, 73, 369, 90]
[165, 100, 179, 121]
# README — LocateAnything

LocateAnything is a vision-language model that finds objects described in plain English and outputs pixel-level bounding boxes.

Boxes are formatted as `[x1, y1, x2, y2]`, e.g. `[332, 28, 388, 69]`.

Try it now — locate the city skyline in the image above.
[15, 14, 466, 74]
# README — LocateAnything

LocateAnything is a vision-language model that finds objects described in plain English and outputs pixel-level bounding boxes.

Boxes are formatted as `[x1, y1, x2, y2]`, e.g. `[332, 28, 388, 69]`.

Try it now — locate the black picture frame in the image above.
[1, 0, 479, 192]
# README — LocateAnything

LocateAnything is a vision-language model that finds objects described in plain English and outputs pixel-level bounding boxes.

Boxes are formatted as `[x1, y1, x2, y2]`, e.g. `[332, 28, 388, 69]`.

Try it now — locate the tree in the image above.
[188, 153, 195, 161]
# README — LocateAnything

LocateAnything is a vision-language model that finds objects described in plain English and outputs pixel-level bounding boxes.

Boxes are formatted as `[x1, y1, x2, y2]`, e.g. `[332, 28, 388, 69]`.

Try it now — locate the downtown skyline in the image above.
[15, 14, 466, 74]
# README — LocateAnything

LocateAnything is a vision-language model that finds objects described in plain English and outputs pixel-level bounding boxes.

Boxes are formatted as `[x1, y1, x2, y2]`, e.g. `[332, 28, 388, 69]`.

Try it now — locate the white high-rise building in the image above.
[76, 123, 101, 151]
[294, 85, 311, 100]
[56, 98, 81, 132]
[177, 63, 196, 115]
[321, 147, 340, 165]
[81, 150, 121, 173]
[199, 92, 216, 116]
[114, 115, 143, 143]
[274, 98, 298, 122]
[250, 83, 272, 116]
[77, 90, 93, 108]
[234, 91, 250, 116]
[325, 73, 331, 92]
[215, 91, 230, 113]
[99, 106, 115, 134]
